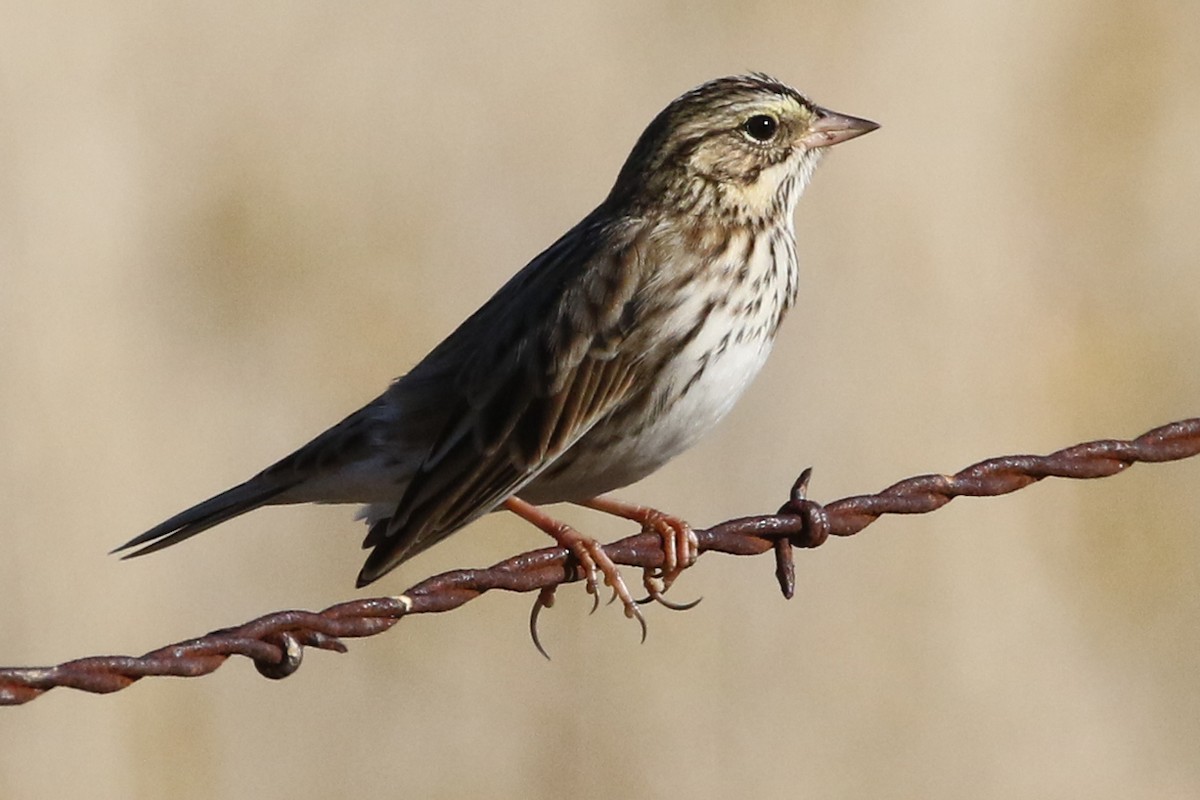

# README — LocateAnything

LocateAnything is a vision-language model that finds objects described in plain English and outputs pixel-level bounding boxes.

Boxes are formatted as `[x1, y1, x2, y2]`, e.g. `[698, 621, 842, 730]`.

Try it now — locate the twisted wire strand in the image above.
[2, 417, 1196, 705]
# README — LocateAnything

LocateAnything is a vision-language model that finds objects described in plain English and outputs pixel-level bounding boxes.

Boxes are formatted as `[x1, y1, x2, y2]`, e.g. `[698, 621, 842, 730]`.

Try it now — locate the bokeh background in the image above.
[2, 2, 1198, 798]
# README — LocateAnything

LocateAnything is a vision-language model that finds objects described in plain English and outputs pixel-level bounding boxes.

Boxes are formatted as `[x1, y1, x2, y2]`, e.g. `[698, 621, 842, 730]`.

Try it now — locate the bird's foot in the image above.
[581, 496, 701, 610]
[505, 497, 646, 657]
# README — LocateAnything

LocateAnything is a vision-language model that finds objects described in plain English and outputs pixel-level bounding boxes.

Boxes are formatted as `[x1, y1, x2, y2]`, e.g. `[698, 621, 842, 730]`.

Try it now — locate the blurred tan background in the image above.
[2, 2, 1199, 798]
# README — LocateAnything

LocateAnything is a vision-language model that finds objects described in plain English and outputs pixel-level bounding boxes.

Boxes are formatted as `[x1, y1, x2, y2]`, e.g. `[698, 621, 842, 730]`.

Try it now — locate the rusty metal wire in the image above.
[2, 417, 1197, 706]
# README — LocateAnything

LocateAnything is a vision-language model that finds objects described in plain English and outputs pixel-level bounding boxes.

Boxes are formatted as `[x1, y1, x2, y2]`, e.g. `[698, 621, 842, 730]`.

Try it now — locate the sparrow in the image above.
[116, 73, 877, 625]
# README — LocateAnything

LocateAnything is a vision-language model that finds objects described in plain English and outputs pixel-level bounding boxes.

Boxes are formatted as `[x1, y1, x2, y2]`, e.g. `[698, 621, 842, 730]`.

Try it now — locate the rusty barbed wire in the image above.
[2, 417, 1197, 706]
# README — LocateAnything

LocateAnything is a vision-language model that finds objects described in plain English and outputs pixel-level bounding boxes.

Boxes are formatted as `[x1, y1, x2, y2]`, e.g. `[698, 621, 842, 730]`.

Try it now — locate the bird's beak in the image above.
[800, 106, 880, 149]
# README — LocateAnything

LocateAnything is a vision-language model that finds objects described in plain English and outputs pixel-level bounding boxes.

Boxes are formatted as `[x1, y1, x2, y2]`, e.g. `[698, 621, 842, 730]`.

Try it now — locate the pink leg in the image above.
[578, 496, 700, 604]
[504, 497, 646, 650]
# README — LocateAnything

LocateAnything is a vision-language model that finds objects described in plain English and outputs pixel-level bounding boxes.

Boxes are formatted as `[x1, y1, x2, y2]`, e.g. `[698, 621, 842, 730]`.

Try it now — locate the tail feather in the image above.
[112, 477, 294, 558]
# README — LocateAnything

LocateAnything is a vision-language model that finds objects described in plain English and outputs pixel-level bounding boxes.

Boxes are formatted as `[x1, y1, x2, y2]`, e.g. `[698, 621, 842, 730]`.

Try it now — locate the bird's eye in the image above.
[741, 114, 779, 143]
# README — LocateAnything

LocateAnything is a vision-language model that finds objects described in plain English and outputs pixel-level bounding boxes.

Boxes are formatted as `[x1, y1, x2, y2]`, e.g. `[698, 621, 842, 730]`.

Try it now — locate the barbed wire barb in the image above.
[2, 417, 1197, 706]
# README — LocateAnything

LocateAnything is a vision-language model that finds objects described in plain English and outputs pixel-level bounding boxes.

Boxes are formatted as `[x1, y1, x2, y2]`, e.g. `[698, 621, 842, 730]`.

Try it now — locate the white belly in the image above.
[521, 310, 777, 504]
[636, 311, 774, 464]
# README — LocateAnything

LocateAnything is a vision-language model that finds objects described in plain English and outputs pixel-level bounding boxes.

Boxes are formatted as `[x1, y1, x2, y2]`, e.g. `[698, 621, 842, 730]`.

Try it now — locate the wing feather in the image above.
[356, 211, 650, 584]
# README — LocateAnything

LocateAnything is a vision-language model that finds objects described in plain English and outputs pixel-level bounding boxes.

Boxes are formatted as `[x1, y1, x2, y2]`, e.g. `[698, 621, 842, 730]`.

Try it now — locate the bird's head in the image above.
[609, 74, 878, 223]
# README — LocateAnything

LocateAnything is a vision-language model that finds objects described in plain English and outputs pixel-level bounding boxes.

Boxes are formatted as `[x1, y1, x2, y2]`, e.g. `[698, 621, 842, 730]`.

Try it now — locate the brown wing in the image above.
[356, 209, 648, 585]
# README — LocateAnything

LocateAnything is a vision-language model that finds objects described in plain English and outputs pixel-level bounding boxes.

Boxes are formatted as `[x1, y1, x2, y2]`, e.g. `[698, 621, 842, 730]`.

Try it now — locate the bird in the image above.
[115, 73, 877, 625]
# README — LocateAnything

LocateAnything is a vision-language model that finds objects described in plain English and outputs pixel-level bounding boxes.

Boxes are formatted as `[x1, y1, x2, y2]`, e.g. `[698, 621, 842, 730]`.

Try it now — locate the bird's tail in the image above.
[112, 476, 295, 558]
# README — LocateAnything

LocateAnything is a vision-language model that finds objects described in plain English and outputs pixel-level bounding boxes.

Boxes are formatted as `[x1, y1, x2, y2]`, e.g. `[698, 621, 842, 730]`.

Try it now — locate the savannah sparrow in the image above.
[116, 74, 877, 623]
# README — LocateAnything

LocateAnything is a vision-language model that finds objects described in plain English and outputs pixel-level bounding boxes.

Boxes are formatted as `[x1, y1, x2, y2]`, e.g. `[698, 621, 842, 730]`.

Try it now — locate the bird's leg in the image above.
[578, 496, 700, 608]
[503, 497, 646, 641]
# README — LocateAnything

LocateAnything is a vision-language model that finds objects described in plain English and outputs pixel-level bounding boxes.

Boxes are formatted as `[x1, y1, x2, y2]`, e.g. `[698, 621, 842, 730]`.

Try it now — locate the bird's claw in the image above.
[527, 531, 648, 657]
[570, 535, 647, 637]
[637, 568, 702, 611]
[529, 586, 557, 660]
